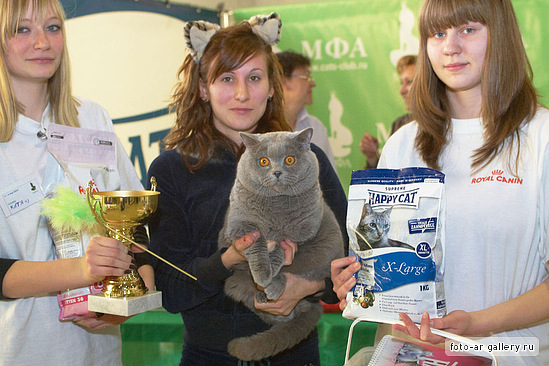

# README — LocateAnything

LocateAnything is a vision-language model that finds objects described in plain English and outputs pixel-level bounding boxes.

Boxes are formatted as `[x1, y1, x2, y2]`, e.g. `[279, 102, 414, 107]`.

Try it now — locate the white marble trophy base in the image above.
[88, 290, 162, 316]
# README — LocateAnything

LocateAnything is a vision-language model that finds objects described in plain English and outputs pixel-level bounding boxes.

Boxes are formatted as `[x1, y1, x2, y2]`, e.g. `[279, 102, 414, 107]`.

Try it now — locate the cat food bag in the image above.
[44, 123, 117, 320]
[342, 167, 446, 323]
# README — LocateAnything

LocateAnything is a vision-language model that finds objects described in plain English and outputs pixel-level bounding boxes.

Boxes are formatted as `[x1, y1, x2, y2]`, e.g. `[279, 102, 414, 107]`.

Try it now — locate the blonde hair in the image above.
[0, 0, 79, 142]
[411, 0, 538, 173]
[164, 20, 290, 171]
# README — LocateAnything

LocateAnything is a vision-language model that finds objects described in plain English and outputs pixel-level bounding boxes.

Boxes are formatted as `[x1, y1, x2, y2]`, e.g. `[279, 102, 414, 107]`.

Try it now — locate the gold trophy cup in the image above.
[86, 179, 163, 316]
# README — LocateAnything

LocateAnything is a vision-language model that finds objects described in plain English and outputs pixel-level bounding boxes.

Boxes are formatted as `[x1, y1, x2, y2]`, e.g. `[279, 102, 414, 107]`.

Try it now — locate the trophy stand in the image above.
[86, 181, 162, 317]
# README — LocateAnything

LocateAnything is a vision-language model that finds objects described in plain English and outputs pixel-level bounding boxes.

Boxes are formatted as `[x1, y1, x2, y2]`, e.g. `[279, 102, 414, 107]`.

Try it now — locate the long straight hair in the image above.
[163, 21, 290, 171]
[411, 0, 538, 173]
[0, 0, 79, 142]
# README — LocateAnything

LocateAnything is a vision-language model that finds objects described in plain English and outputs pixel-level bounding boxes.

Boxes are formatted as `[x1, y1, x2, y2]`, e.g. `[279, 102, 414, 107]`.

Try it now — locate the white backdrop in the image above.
[61, 0, 218, 186]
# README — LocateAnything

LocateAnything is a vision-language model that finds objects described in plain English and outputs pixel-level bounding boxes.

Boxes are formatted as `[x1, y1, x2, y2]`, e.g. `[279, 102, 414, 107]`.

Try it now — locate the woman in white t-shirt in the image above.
[0, 0, 153, 364]
[331, 0, 549, 364]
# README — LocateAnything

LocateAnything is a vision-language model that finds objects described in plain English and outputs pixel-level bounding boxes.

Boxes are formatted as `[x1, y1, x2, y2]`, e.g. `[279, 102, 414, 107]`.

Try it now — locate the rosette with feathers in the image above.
[41, 185, 102, 234]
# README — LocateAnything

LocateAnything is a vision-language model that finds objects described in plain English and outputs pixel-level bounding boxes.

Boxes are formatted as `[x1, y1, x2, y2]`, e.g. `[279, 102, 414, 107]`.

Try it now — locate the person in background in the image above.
[332, 0, 549, 364]
[276, 50, 338, 173]
[360, 55, 417, 169]
[0, 0, 153, 365]
[147, 14, 347, 366]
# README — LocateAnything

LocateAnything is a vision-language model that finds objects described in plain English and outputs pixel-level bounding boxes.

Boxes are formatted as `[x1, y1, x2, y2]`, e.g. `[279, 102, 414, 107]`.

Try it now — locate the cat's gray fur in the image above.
[218, 128, 344, 361]
[355, 203, 414, 251]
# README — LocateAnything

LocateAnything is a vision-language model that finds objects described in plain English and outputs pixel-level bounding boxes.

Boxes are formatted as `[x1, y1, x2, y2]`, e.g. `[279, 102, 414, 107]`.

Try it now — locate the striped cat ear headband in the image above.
[184, 12, 282, 64]
[183, 20, 220, 63]
[248, 12, 282, 47]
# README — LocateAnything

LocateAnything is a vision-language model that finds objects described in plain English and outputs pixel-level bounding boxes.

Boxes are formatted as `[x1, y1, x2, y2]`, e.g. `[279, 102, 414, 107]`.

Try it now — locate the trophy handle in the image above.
[84, 180, 197, 281]
[86, 182, 105, 227]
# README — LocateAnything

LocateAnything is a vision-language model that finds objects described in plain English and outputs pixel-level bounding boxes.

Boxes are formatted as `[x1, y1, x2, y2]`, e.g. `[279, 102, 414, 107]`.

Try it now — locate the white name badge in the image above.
[0, 173, 45, 217]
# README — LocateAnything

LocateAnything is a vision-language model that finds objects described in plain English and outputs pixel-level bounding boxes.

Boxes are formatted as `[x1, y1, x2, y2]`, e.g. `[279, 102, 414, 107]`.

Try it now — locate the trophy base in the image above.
[88, 290, 162, 316]
[102, 270, 148, 298]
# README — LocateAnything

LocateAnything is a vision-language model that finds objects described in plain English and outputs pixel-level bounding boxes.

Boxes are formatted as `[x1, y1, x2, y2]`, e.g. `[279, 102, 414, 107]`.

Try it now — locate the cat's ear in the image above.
[184, 20, 220, 63]
[361, 202, 373, 219]
[240, 132, 261, 149]
[248, 13, 281, 46]
[294, 127, 313, 149]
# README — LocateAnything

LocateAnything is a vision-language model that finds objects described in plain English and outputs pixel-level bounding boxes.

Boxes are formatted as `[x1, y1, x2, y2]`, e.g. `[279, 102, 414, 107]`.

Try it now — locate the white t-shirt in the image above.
[296, 108, 338, 174]
[0, 99, 142, 366]
[378, 108, 549, 366]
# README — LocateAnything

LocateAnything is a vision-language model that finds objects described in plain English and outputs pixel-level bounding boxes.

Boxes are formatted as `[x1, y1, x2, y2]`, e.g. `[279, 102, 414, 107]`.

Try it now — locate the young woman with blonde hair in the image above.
[0, 1, 152, 364]
[0, 0, 77, 140]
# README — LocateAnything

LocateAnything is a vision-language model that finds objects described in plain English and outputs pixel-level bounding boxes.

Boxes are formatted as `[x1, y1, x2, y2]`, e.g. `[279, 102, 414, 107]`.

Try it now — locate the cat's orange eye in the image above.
[259, 157, 270, 167]
[284, 156, 295, 165]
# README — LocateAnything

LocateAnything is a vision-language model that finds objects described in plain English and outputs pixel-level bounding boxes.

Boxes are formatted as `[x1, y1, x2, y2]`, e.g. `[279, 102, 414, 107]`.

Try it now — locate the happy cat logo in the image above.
[471, 169, 523, 185]
[367, 188, 419, 208]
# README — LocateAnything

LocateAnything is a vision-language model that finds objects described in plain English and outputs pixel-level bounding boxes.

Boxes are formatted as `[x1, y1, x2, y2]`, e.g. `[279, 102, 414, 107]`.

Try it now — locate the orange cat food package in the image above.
[343, 167, 446, 323]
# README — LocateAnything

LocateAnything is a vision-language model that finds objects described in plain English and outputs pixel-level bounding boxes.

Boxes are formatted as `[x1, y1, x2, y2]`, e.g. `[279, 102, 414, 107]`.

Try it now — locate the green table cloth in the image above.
[121, 308, 377, 366]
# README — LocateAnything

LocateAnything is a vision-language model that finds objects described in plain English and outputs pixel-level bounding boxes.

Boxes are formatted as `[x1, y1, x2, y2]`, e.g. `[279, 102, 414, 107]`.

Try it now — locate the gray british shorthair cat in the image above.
[218, 128, 344, 361]
[355, 203, 414, 251]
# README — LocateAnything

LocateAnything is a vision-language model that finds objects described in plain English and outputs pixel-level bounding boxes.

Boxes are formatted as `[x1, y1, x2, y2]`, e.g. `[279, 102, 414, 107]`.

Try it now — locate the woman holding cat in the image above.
[147, 14, 347, 366]
[332, 0, 549, 364]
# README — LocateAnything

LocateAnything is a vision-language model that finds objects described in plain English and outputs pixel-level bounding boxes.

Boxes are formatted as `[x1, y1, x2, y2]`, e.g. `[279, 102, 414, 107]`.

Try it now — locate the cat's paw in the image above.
[269, 245, 285, 272]
[255, 292, 269, 304]
[250, 270, 273, 288]
[263, 275, 286, 300]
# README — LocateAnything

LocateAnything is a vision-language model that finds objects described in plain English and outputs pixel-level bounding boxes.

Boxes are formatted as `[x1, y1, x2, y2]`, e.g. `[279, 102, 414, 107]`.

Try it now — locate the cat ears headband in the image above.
[184, 12, 282, 63]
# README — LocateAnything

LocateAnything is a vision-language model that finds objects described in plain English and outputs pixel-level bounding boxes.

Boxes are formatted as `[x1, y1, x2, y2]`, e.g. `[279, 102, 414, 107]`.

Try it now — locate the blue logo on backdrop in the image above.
[61, 0, 218, 23]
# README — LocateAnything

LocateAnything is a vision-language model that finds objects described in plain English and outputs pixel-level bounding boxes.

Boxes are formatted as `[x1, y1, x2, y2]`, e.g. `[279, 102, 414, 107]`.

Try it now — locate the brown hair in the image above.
[411, 0, 538, 173]
[0, 0, 79, 142]
[276, 51, 311, 78]
[396, 54, 417, 75]
[163, 21, 290, 171]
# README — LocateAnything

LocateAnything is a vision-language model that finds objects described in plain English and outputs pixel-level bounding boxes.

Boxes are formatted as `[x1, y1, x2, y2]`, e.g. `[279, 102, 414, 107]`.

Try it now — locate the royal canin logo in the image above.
[78, 180, 99, 195]
[471, 169, 523, 185]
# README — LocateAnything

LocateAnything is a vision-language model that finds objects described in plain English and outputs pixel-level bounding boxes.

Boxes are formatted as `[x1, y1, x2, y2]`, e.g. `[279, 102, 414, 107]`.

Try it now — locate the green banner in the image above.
[234, 0, 549, 194]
